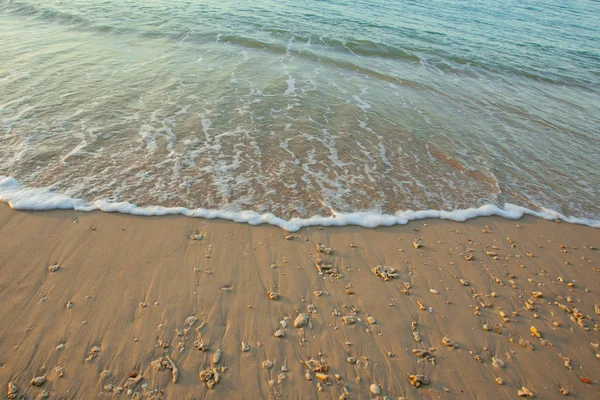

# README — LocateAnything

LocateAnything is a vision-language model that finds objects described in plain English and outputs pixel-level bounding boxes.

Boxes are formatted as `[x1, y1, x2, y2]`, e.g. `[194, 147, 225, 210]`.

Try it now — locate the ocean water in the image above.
[1, 0, 599, 229]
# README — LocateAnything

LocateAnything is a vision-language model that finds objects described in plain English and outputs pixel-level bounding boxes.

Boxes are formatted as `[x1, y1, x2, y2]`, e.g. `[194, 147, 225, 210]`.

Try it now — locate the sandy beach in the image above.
[0, 204, 598, 399]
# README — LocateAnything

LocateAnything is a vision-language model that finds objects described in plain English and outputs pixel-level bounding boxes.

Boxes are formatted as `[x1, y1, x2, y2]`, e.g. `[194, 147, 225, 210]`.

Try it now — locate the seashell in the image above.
[429, 289, 439, 294]
[580, 376, 590, 384]
[347, 357, 356, 364]
[412, 240, 423, 249]
[30, 376, 46, 387]
[241, 341, 250, 352]
[495, 377, 503, 385]
[280, 320, 287, 329]
[442, 337, 458, 348]
[305, 370, 313, 381]
[532, 292, 543, 298]
[342, 315, 355, 325]
[274, 330, 285, 338]
[483, 324, 491, 331]
[594, 304, 600, 315]
[213, 349, 222, 364]
[294, 313, 309, 328]
[90, 345, 101, 353]
[530, 326, 541, 338]
[314, 291, 323, 297]
[48, 264, 60, 272]
[518, 387, 534, 397]
[37, 389, 50, 399]
[267, 291, 279, 300]
[366, 316, 376, 325]
[464, 254, 474, 261]
[307, 304, 317, 313]
[190, 234, 203, 240]
[185, 315, 197, 326]
[262, 360, 273, 370]
[370, 383, 381, 395]
[459, 279, 469, 286]
[65, 300, 74, 309]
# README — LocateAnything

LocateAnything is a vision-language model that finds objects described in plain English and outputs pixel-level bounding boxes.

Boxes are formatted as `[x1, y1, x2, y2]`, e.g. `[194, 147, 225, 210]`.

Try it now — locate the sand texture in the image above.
[0, 204, 599, 399]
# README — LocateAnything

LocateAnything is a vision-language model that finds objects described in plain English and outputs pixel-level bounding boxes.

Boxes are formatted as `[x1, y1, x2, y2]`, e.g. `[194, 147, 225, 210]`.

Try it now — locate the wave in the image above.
[1, 176, 598, 231]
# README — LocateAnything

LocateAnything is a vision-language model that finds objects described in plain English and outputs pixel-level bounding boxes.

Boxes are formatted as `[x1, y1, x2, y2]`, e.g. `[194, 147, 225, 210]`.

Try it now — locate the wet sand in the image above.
[0, 204, 598, 399]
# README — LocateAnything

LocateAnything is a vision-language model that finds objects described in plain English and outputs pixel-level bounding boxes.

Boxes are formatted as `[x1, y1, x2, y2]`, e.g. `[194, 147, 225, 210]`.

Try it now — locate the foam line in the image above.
[1, 176, 598, 231]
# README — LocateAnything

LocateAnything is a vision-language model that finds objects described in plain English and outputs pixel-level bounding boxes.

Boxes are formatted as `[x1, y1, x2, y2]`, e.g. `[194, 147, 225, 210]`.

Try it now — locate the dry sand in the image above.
[0, 204, 598, 399]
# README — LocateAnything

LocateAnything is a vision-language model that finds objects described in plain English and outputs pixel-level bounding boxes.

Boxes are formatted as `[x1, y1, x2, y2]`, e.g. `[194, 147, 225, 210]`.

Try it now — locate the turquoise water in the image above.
[1, 0, 599, 223]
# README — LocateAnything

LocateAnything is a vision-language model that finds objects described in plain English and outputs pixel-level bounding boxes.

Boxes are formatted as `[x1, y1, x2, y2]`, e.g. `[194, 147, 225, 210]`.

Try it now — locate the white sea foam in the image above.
[1, 176, 598, 232]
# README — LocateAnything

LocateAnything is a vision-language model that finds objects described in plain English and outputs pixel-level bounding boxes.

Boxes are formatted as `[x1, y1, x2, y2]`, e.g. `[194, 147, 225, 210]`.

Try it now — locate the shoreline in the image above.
[0, 204, 598, 399]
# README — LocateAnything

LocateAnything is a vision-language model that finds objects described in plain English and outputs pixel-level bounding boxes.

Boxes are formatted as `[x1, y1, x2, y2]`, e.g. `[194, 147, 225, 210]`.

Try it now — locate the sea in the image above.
[1, 0, 599, 230]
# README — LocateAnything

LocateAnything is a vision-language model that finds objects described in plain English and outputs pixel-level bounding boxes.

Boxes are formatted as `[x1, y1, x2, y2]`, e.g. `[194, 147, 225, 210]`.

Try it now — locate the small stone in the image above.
[370, 383, 381, 395]
[262, 360, 274, 370]
[48, 264, 60, 272]
[518, 387, 534, 397]
[274, 330, 285, 338]
[495, 377, 503, 385]
[294, 313, 309, 328]
[30, 376, 46, 386]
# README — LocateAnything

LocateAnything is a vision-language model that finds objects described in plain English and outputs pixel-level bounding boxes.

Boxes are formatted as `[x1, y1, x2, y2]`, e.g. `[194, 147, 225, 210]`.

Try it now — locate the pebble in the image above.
[370, 383, 381, 395]
[30, 376, 46, 386]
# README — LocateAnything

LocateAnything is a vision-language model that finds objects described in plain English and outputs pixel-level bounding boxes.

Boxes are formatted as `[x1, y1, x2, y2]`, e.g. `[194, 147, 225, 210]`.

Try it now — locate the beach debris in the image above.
[429, 288, 439, 294]
[580, 376, 591, 384]
[194, 338, 209, 351]
[412, 331, 421, 342]
[241, 341, 250, 352]
[372, 265, 399, 281]
[307, 304, 317, 313]
[412, 348, 436, 364]
[459, 279, 469, 286]
[347, 357, 357, 364]
[274, 330, 285, 338]
[370, 383, 381, 395]
[267, 291, 279, 300]
[294, 313, 309, 328]
[30, 376, 46, 387]
[315, 262, 339, 277]
[594, 305, 600, 315]
[442, 337, 458, 348]
[409, 374, 429, 388]
[157, 339, 170, 348]
[7, 382, 18, 399]
[492, 357, 505, 368]
[278, 372, 288, 383]
[284, 235, 293, 240]
[530, 326, 542, 338]
[342, 315, 356, 325]
[412, 239, 423, 249]
[366, 316, 376, 325]
[213, 349, 222, 365]
[558, 386, 569, 396]
[185, 315, 197, 327]
[48, 264, 60, 272]
[199, 368, 220, 389]
[532, 292, 543, 298]
[190, 234, 203, 240]
[518, 387, 534, 397]
[66, 300, 74, 309]
[316, 244, 331, 255]
[495, 378, 503, 385]
[123, 374, 143, 389]
[262, 360, 273, 370]
[165, 355, 179, 383]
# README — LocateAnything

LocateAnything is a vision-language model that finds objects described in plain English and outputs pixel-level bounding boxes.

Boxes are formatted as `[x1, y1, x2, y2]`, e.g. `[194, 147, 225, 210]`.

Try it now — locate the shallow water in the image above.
[1, 0, 599, 225]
